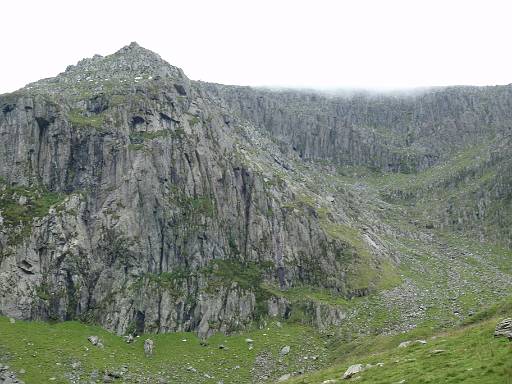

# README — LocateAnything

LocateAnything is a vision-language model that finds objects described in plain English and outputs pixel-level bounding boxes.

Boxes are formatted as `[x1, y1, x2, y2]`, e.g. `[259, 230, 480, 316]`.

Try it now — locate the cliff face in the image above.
[0, 43, 377, 336]
[0, 43, 511, 338]
[203, 83, 512, 172]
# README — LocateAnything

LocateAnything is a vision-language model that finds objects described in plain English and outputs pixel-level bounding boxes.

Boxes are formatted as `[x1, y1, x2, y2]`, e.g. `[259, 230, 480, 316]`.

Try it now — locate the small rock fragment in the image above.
[87, 336, 103, 348]
[280, 345, 291, 356]
[343, 364, 364, 379]
[124, 334, 134, 343]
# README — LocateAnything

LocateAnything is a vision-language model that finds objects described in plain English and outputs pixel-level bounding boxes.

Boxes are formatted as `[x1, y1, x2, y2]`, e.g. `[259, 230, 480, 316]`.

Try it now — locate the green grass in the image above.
[67, 109, 105, 130]
[167, 189, 216, 220]
[188, 115, 201, 126]
[0, 317, 328, 384]
[0, 181, 65, 244]
[2, 300, 511, 384]
[288, 300, 512, 384]
[264, 285, 352, 307]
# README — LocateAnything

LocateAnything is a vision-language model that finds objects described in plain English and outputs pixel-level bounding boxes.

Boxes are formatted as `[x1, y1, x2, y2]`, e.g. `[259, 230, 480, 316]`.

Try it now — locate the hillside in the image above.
[0, 43, 511, 383]
[1, 300, 510, 383]
[287, 299, 512, 384]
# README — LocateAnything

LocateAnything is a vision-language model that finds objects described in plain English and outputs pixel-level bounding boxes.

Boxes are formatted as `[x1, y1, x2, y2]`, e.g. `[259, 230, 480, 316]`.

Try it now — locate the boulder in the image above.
[144, 339, 154, 356]
[343, 364, 364, 379]
[280, 345, 291, 356]
[398, 339, 426, 348]
[494, 318, 512, 339]
[0, 364, 25, 384]
[87, 336, 104, 348]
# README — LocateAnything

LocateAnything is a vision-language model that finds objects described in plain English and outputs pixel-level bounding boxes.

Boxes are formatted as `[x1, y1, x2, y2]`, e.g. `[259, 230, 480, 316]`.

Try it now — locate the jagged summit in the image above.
[115, 41, 157, 55]
[70, 43, 156, 69]
[71, 43, 185, 81]
[20, 43, 189, 98]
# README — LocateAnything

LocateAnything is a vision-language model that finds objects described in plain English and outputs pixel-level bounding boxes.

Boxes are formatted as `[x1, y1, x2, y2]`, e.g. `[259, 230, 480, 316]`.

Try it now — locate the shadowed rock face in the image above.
[203, 83, 512, 172]
[0, 43, 511, 337]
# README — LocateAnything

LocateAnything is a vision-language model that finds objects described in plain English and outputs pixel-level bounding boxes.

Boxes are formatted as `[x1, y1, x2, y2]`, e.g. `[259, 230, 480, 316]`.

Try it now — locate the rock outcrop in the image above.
[0, 43, 386, 336]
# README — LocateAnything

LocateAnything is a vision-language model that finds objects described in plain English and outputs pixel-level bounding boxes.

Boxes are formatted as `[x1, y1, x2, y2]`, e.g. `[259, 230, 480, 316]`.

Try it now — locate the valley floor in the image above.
[1, 299, 512, 383]
[0, 317, 329, 383]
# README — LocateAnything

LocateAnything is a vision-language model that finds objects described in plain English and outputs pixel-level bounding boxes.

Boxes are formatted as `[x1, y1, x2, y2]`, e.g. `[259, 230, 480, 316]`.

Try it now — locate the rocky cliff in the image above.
[0, 43, 511, 338]
[203, 83, 512, 172]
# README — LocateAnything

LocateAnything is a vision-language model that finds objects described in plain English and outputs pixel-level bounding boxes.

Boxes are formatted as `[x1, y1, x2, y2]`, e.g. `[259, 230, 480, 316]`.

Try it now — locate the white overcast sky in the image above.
[1, 0, 511, 93]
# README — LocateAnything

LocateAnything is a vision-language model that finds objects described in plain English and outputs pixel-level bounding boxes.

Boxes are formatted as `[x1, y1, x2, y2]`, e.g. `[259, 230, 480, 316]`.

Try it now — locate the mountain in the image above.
[0, 41, 511, 349]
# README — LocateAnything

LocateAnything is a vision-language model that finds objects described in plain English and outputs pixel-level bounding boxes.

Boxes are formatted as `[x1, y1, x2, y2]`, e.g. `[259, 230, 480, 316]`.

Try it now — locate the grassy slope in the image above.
[0, 318, 329, 383]
[288, 300, 512, 384]
[2, 301, 511, 384]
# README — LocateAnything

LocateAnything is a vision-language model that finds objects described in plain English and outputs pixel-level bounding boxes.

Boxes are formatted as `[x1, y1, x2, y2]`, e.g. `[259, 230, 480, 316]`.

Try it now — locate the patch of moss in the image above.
[35, 284, 50, 301]
[168, 188, 216, 220]
[129, 130, 170, 143]
[188, 116, 201, 126]
[67, 109, 105, 130]
[132, 268, 192, 298]
[204, 259, 273, 291]
[319, 220, 377, 290]
[128, 143, 145, 151]
[0, 180, 65, 244]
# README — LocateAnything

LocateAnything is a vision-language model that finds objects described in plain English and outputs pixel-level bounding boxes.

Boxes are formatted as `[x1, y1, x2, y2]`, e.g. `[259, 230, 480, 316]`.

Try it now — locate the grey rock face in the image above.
[277, 373, 291, 382]
[202, 83, 512, 172]
[0, 43, 375, 336]
[87, 336, 104, 348]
